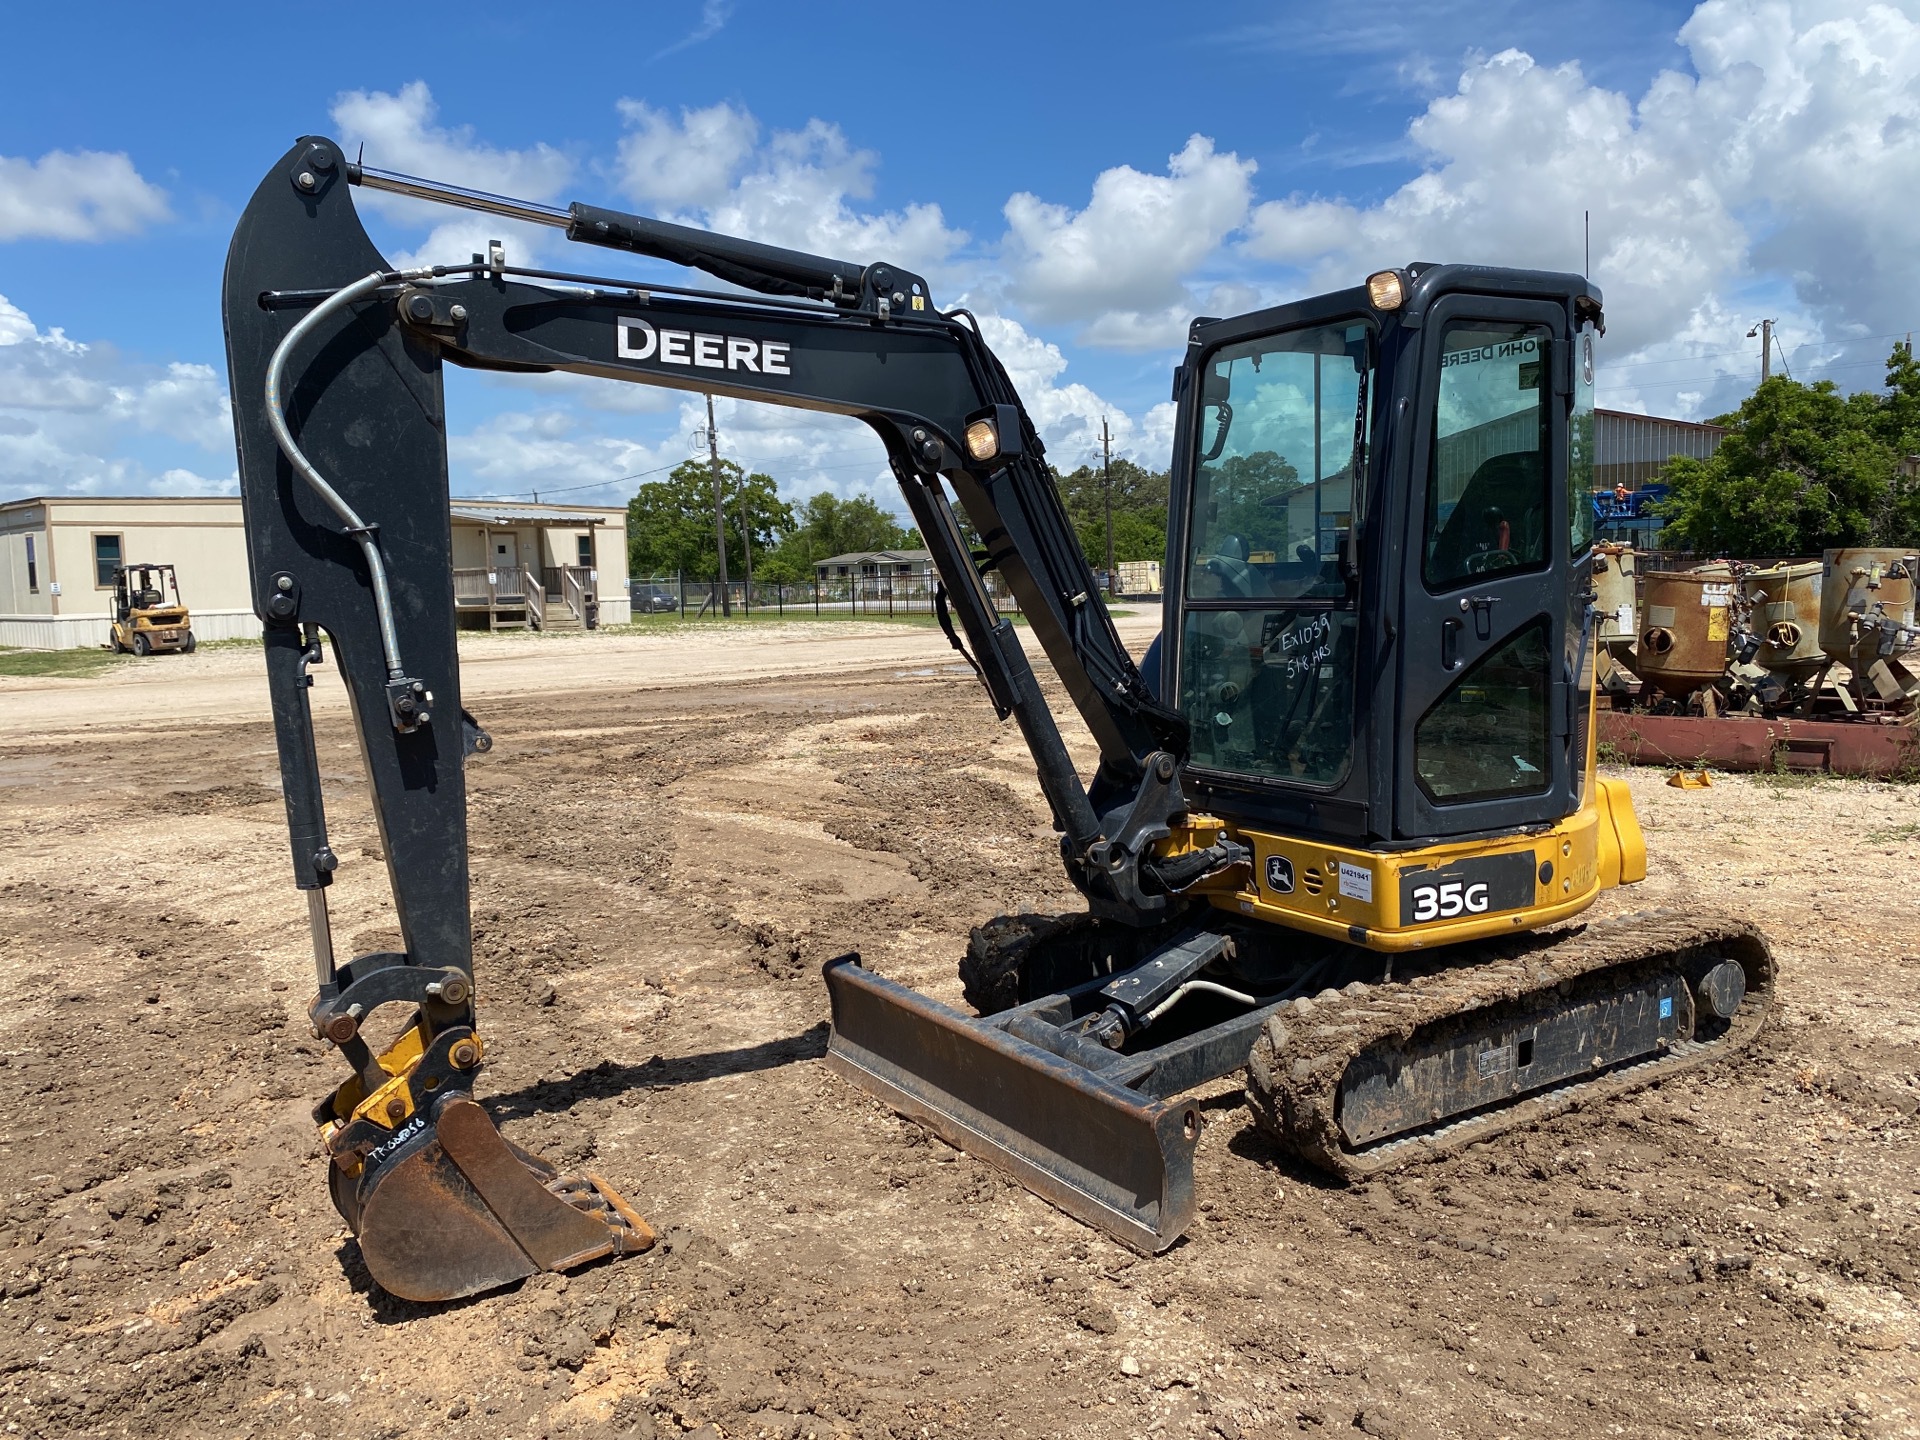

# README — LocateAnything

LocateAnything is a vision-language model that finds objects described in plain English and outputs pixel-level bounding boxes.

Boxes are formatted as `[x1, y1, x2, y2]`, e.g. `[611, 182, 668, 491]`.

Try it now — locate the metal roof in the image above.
[813, 549, 933, 567]
[449, 504, 607, 526]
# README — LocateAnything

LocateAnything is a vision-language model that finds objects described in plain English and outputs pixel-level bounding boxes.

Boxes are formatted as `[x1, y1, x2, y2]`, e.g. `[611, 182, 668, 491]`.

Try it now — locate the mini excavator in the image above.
[224, 136, 1773, 1301]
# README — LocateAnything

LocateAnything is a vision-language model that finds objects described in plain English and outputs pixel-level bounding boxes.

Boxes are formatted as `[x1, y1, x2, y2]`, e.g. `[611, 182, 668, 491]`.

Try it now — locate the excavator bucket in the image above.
[823, 956, 1204, 1253]
[332, 1099, 653, 1302]
[319, 1026, 655, 1303]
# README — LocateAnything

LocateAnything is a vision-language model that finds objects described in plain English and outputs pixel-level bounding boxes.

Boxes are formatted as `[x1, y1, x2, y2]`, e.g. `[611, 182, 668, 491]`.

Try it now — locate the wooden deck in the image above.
[453, 565, 595, 631]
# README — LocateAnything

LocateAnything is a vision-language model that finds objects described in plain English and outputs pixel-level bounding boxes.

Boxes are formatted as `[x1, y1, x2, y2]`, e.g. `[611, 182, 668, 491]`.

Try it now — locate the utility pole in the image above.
[736, 464, 754, 599]
[705, 392, 730, 617]
[1748, 319, 1774, 382]
[1100, 416, 1115, 595]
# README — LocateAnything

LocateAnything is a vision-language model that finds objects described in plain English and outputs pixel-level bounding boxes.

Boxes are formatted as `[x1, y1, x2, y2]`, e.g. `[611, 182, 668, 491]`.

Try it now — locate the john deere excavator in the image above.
[224, 136, 1773, 1301]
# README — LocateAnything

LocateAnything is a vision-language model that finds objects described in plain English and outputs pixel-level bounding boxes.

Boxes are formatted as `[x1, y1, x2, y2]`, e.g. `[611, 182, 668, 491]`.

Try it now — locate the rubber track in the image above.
[1244, 908, 1774, 1180]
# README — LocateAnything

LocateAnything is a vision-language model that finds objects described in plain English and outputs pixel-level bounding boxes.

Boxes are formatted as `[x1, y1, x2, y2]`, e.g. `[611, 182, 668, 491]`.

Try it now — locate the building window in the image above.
[94, 533, 123, 588]
[25, 535, 37, 594]
[577, 535, 593, 568]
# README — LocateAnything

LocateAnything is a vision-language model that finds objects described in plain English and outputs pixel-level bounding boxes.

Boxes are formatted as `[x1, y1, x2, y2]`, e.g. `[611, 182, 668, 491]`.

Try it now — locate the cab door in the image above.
[1393, 295, 1577, 841]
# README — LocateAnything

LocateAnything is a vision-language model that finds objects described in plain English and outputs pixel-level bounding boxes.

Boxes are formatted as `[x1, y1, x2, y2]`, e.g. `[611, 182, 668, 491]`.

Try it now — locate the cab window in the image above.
[1179, 319, 1373, 787]
[1412, 620, 1553, 802]
[1423, 323, 1551, 591]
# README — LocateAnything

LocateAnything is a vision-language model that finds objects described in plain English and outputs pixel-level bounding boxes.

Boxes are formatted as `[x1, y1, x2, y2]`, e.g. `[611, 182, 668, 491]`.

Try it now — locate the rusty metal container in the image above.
[1592, 544, 1637, 658]
[1636, 562, 1735, 698]
[1820, 549, 1919, 667]
[1744, 560, 1826, 681]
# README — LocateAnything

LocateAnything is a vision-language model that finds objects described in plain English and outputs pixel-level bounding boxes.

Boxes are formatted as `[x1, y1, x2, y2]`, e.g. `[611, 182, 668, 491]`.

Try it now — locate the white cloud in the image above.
[967, 313, 1155, 470]
[653, 0, 734, 60]
[614, 102, 968, 283]
[999, 136, 1256, 345]
[615, 100, 759, 209]
[1239, 2, 1920, 413]
[0, 295, 234, 501]
[0, 148, 170, 242]
[449, 407, 668, 502]
[330, 81, 576, 269]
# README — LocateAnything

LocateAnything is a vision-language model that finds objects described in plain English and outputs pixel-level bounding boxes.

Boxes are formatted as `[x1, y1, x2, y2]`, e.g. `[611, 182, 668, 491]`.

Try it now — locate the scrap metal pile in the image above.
[1595, 546, 1920, 775]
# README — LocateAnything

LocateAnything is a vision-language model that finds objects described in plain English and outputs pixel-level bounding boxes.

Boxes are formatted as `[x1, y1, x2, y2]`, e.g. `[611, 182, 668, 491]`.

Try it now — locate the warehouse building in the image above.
[1592, 408, 1729, 544]
[0, 495, 629, 649]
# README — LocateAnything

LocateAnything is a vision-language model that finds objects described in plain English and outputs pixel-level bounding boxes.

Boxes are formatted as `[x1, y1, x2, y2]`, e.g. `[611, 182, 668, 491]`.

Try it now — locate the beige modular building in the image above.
[0, 495, 629, 649]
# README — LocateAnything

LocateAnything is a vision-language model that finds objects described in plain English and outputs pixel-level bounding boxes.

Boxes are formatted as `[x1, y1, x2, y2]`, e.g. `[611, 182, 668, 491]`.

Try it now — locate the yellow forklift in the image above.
[108, 563, 195, 655]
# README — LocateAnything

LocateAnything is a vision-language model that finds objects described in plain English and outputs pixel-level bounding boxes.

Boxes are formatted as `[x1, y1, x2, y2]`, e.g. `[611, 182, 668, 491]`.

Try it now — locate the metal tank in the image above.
[1636, 562, 1735, 698]
[1744, 561, 1827, 682]
[1820, 549, 1919, 668]
[1592, 544, 1637, 659]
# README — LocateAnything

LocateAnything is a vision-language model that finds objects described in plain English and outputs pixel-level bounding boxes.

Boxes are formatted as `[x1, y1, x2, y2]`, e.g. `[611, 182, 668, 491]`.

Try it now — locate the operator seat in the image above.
[1427, 451, 1546, 582]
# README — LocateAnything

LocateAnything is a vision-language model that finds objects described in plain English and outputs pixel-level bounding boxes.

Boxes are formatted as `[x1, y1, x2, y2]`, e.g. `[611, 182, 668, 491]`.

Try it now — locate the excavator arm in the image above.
[224, 136, 1248, 1297]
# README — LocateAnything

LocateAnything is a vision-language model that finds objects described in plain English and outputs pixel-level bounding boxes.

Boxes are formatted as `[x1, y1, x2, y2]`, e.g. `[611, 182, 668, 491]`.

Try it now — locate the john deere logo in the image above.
[1265, 855, 1294, 894]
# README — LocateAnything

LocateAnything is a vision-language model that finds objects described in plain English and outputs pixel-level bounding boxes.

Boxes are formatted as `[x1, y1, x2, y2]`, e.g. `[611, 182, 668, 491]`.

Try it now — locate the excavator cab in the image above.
[1161, 274, 1612, 912]
[109, 563, 195, 655]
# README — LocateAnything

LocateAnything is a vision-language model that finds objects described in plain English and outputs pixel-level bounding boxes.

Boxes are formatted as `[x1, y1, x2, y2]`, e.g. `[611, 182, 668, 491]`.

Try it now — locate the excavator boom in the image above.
[224, 136, 1248, 1294]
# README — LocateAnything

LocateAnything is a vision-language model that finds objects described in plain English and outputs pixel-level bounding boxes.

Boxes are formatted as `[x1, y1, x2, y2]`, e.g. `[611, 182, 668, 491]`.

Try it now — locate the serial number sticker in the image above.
[1337, 861, 1373, 903]
[1477, 1045, 1515, 1078]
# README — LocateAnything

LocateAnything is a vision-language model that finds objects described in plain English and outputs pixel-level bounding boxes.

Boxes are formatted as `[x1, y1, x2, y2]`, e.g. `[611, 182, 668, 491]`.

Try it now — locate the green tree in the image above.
[765, 492, 915, 577]
[1052, 458, 1173, 569]
[1876, 341, 1920, 543]
[1200, 450, 1304, 561]
[1654, 359, 1915, 557]
[627, 459, 792, 580]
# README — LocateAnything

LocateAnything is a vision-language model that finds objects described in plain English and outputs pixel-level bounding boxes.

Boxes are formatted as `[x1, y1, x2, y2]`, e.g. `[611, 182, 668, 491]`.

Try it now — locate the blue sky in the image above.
[3, 0, 1917, 512]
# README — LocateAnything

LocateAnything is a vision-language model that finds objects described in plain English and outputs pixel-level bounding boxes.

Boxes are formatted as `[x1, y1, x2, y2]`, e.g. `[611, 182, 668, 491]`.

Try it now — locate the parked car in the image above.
[629, 581, 680, 613]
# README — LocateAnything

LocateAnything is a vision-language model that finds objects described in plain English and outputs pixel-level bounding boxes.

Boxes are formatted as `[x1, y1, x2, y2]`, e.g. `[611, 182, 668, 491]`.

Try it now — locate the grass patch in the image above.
[0, 646, 133, 678]
[1748, 765, 1839, 790]
[1865, 820, 1920, 844]
[185, 635, 263, 653]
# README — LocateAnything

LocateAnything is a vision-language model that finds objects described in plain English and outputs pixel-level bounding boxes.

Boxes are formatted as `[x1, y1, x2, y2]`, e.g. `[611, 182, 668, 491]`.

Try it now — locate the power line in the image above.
[452, 460, 680, 501]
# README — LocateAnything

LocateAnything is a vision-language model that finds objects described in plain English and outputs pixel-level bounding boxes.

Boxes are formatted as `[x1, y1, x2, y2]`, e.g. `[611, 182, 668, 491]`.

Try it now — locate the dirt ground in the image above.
[1, 620, 1916, 1440]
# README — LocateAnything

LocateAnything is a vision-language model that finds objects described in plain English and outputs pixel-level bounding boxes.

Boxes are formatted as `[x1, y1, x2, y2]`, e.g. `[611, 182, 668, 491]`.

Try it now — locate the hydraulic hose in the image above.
[263, 268, 427, 681]
[1142, 979, 1259, 1028]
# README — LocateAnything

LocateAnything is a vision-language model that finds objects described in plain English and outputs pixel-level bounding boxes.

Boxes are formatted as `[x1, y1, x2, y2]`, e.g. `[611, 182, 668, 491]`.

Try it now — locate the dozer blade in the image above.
[333, 1096, 655, 1302]
[823, 956, 1201, 1254]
